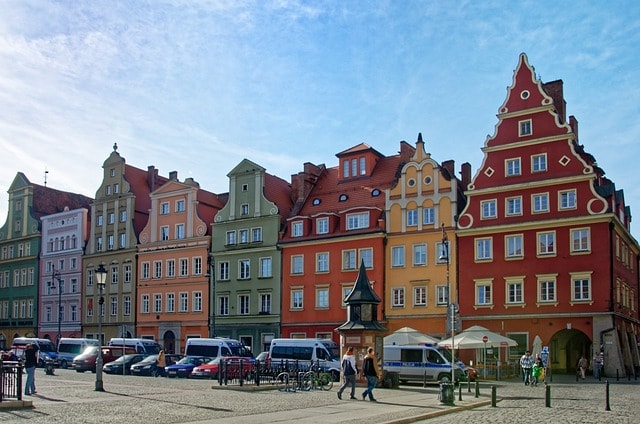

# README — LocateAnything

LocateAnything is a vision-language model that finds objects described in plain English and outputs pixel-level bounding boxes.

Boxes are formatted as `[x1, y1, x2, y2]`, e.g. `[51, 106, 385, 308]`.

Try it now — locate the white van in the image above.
[268, 338, 341, 379]
[11, 337, 59, 366]
[108, 338, 162, 355]
[383, 344, 465, 384]
[57, 338, 100, 368]
[184, 337, 251, 359]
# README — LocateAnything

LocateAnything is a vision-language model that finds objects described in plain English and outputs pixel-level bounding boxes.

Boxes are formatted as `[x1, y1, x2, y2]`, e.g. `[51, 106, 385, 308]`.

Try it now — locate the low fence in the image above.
[0, 360, 23, 402]
[210, 359, 332, 387]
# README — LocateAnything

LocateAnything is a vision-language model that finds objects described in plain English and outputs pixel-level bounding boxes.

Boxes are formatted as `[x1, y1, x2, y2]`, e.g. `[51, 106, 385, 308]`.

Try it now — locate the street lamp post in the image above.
[441, 226, 455, 385]
[95, 264, 107, 392]
[51, 266, 63, 345]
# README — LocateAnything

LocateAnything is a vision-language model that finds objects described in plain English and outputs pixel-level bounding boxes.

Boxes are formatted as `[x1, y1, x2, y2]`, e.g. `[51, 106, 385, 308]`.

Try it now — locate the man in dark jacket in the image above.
[24, 343, 39, 395]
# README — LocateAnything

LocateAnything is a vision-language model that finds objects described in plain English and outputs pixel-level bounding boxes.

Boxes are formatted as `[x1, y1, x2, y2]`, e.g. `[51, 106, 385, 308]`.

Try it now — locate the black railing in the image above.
[0, 360, 23, 402]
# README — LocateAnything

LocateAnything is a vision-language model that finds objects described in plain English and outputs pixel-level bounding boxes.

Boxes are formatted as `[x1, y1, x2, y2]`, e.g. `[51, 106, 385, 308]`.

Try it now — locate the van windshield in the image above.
[39, 341, 56, 354]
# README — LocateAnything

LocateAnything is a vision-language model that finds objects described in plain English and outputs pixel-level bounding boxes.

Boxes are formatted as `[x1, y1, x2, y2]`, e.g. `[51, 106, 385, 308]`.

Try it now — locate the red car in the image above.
[190, 356, 253, 379]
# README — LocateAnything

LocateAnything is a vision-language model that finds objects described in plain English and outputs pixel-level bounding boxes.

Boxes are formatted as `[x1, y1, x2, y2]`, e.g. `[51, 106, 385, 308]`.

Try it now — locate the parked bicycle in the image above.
[300, 366, 333, 391]
[275, 371, 298, 392]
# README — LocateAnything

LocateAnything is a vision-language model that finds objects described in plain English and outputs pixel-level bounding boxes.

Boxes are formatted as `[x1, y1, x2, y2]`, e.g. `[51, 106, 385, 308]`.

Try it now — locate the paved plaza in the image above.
[0, 369, 637, 423]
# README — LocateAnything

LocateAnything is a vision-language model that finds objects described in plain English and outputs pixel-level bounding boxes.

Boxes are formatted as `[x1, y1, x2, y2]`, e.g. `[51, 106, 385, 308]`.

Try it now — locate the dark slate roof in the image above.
[344, 261, 381, 305]
[31, 177, 93, 220]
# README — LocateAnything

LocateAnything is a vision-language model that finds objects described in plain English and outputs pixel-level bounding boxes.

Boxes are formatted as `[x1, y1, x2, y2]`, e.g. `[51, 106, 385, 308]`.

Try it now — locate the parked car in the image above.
[190, 356, 253, 379]
[72, 346, 137, 373]
[103, 354, 146, 375]
[255, 351, 269, 363]
[130, 353, 183, 376]
[165, 356, 211, 378]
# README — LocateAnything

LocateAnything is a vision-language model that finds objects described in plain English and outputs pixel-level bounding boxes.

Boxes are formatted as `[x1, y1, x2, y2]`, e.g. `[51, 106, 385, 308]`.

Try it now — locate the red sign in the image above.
[482, 335, 488, 343]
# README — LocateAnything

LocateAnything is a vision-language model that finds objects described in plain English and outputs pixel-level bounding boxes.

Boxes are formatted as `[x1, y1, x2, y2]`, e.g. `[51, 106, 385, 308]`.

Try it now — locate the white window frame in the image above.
[475, 238, 492, 261]
[537, 231, 556, 256]
[519, 119, 532, 136]
[532, 193, 549, 213]
[481, 199, 497, 219]
[571, 228, 590, 253]
[316, 287, 329, 309]
[475, 280, 493, 306]
[505, 234, 523, 258]
[506, 278, 524, 304]
[559, 189, 577, 210]
[532, 153, 547, 172]
[342, 250, 356, 270]
[413, 286, 427, 306]
[391, 287, 405, 307]
[291, 289, 303, 309]
[292, 221, 303, 237]
[291, 255, 304, 275]
[537, 275, 557, 303]
[407, 209, 418, 226]
[346, 212, 369, 230]
[316, 252, 329, 273]
[391, 245, 405, 267]
[316, 217, 329, 234]
[571, 273, 592, 302]
[505, 157, 521, 176]
[413, 244, 427, 266]
[506, 196, 522, 216]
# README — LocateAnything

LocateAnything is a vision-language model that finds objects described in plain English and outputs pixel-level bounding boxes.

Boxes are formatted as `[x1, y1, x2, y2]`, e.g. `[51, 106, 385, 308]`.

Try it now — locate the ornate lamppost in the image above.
[51, 266, 63, 345]
[95, 264, 107, 392]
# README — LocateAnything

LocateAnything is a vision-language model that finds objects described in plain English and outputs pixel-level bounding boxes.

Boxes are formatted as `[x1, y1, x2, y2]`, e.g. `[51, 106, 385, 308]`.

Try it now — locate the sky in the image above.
[0, 1, 639, 237]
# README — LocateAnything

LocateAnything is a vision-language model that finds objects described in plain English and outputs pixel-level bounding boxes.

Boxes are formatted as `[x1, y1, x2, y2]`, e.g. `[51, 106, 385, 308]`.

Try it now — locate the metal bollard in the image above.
[605, 380, 611, 411]
[475, 380, 479, 398]
[468, 377, 471, 393]
[545, 384, 551, 407]
[459, 383, 462, 401]
[616, 369, 619, 381]
[491, 385, 496, 407]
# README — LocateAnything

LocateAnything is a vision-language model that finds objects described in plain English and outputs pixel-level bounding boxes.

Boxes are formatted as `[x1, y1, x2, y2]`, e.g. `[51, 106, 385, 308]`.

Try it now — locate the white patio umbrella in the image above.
[436, 325, 518, 349]
[384, 327, 440, 346]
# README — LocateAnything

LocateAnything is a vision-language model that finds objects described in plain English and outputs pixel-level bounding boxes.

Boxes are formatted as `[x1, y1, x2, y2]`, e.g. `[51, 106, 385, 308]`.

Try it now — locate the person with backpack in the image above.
[361, 346, 381, 402]
[337, 346, 358, 400]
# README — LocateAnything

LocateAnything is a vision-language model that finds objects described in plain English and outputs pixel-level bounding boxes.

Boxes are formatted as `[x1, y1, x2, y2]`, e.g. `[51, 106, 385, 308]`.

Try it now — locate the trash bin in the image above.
[439, 382, 455, 405]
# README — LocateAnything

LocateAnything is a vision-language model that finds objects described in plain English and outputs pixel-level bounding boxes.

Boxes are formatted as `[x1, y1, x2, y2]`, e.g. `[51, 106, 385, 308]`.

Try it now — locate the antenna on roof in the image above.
[44, 167, 49, 187]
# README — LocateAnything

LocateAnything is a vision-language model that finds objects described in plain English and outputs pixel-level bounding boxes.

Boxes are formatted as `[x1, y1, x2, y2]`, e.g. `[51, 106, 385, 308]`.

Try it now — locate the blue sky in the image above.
[1, 1, 639, 237]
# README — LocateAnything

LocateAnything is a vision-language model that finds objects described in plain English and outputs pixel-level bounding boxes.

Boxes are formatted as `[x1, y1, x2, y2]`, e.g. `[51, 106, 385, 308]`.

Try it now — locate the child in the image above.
[531, 357, 543, 386]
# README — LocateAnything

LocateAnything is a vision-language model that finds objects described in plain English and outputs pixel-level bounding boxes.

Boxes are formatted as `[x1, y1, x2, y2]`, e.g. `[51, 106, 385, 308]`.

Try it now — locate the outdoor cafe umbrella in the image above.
[384, 327, 440, 346]
[436, 325, 518, 349]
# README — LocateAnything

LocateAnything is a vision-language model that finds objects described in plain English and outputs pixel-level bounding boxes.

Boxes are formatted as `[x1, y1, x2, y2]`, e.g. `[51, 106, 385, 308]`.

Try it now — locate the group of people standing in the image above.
[519, 350, 546, 386]
[337, 346, 381, 402]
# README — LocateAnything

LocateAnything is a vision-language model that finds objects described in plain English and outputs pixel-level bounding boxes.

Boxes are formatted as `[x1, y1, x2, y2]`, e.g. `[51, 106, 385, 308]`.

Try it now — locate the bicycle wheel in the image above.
[318, 372, 333, 391]
[275, 372, 290, 392]
[300, 371, 314, 391]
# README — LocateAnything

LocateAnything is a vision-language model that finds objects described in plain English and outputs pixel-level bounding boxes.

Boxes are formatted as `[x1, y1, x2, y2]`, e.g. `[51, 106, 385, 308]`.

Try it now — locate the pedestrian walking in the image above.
[337, 346, 358, 400]
[592, 350, 603, 379]
[24, 343, 39, 395]
[577, 355, 588, 379]
[520, 350, 533, 385]
[361, 347, 381, 402]
[156, 349, 167, 377]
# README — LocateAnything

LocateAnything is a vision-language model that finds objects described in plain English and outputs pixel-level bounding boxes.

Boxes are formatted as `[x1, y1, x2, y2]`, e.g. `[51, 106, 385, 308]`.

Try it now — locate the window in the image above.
[176, 224, 185, 239]
[532, 154, 547, 172]
[538, 276, 556, 303]
[176, 199, 185, 212]
[239, 259, 250, 279]
[475, 238, 492, 261]
[226, 231, 236, 245]
[218, 261, 229, 280]
[343, 160, 350, 178]
[291, 289, 303, 309]
[506, 158, 521, 176]
[347, 212, 369, 230]
[292, 221, 303, 237]
[239, 294, 250, 315]
[218, 295, 229, 316]
[167, 260, 175, 278]
[392, 287, 405, 307]
[251, 227, 262, 242]
[161, 226, 169, 241]
[110, 266, 118, 284]
[260, 293, 271, 314]
[506, 197, 522, 216]
[316, 287, 329, 308]
[166, 293, 175, 313]
[571, 228, 590, 252]
[481, 200, 497, 219]
[124, 265, 132, 283]
[108, 213, 115, 224]
[316, 252, 329, 273]
[120, 210, 127, 222]
[239, 229, 249, 243]
[413, 244, 427, 266]
[241, 204, 249, 216]
[160, 203, 169, 215]
[519, 119, 532, 136]
[506, 234, 523, 258]
[414, 286, 427, 306]
[423, 207, 435, 225]
[572, 275, 591, 301]
[114, 183, 119, 194]
[259, 257, 272, 278]
[193, 257, 202, 275]
[407, 210, 418, 226]
[476, 282, 492, 306]
[316, 217, 329, 234]
[559, 190, 577, 210]
[107, 235, 114, 250]
[154, 261, 162, 279]
[532, 193, 549, 213]
[391, 246, 405, 267]
[154, 294, 162, 313]
[342, 250, 356, 270]
[97, 215, 103, 226]
[179, 259, 188, 276]
[193, 291, 202, 312]
[436, 285, 449, 305]
[359, 157, 366, 175]
[288, 255, 304, 275]
[110, 297, 118, 316]
[119, 233, 126, 248]
[537, 231, 555, 255]
[105, 185, 111, 196]
[359, 248, 373, 268]
[506, 280, 524, 304]
[179, 292, 188, 312]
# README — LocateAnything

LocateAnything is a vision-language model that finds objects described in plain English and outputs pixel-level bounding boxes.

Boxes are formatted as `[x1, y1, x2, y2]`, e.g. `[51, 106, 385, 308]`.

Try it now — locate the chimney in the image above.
[460, 162, 472, 190]
[569, 115, 579, 143]
[169, 171, 178, 181]
[542, 80, 566, 124]
[147, 166, 157, 191]
[441, 160, 455, 179]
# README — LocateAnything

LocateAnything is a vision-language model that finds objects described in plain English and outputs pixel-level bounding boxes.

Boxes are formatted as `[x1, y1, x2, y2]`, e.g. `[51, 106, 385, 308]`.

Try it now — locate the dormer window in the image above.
[371, 189, 380, 197]
[292, 221, 303, 237]
[342, 156, 367, 177]
[339, 194, 348, 202]
[312, 198, 321, 205]
[359, 157, 366, 175]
